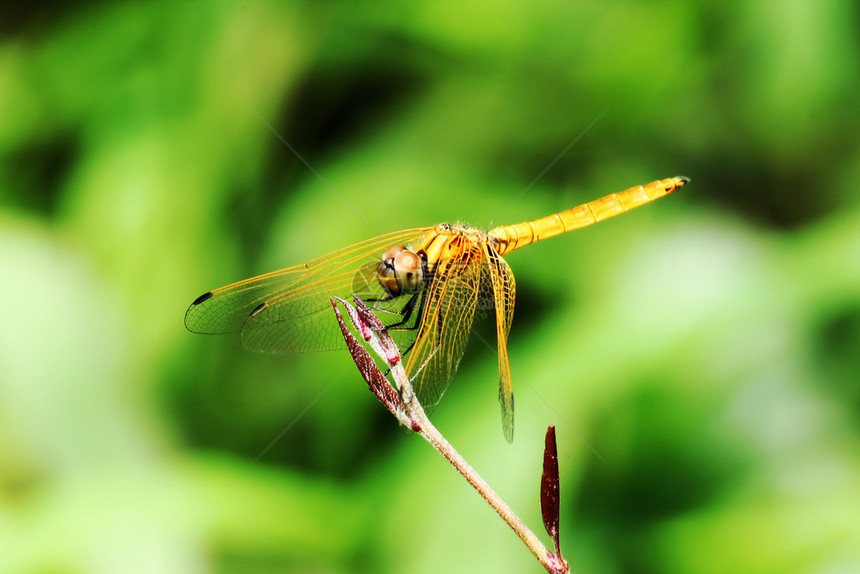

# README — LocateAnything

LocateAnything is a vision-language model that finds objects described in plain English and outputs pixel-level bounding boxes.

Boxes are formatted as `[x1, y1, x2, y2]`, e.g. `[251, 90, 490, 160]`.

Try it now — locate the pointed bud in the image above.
[331, 297, 405, 419]
[541, 425, 562, 558]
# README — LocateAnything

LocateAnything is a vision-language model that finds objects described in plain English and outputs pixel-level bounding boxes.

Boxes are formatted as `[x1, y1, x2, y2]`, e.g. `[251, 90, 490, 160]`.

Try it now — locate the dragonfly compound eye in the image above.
[393, 249, 423, 294]
[377, 244, 408, 296]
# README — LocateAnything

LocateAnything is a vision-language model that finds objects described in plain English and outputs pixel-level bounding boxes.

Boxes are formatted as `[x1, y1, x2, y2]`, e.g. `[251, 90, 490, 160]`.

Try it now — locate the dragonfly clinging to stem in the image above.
[186, 176, 689, 441]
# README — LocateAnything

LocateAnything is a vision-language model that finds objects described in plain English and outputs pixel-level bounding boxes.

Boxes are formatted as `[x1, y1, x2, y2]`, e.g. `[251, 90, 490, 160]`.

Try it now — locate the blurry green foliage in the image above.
[1, 1, 859, 573]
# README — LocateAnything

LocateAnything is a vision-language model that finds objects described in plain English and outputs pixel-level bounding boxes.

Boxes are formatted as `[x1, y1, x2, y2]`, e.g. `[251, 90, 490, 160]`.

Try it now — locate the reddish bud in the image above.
[541, 425, 562, 558]
[331, 298, 405, 418]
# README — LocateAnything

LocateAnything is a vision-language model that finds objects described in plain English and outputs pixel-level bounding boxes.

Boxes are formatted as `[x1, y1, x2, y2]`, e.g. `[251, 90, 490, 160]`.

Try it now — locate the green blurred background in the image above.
[2, 1, 859, 573]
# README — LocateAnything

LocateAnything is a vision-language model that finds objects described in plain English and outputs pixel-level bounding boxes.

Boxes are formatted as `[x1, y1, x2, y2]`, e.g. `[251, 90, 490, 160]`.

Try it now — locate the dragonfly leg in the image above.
[383, 293, 418, 328]
[365, 293, 424, 324]
[364, 295, 394, 303]
[363, 294, 400, 314]
[384, 251, 435, 330]
[379, 290, 428, 380]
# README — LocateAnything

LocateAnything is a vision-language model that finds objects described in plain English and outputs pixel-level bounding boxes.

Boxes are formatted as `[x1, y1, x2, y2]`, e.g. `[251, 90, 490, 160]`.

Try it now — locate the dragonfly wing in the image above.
[405, 249, 483, 413]
[484, 245, 516, 442]
[184, 228, 434, 353]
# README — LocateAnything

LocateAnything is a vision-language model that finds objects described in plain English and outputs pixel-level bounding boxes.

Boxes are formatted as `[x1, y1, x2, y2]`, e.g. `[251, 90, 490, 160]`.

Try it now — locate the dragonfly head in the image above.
[377, 245, 424, 296]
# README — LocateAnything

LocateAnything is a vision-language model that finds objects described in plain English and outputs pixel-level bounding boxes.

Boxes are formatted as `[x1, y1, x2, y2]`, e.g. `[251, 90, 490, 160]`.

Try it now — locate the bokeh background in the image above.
[2, 2, 859, 573]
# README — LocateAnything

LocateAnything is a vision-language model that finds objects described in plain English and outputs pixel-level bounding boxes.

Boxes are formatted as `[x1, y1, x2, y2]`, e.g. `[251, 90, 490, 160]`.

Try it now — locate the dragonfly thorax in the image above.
[376, 244, 424, 297]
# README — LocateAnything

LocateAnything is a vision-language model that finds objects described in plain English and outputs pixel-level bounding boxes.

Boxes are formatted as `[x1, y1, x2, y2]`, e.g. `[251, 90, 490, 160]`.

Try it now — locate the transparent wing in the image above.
[404, 243, 484, 413]
[184, 227, 434, 353]
[484, 244, 516, 442]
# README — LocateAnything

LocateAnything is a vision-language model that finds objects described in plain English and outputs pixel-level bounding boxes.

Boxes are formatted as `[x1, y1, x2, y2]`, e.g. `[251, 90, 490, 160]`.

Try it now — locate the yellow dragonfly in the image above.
[186, 176, 688, 441]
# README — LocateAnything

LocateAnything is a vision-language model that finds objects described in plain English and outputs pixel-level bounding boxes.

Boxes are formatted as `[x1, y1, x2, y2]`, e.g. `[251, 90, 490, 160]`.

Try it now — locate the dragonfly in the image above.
[186, 176, 688, 441]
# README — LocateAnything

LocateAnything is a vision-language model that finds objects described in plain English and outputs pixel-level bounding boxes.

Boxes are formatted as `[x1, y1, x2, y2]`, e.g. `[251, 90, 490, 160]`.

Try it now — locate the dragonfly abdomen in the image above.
[488, 176, 688, 255]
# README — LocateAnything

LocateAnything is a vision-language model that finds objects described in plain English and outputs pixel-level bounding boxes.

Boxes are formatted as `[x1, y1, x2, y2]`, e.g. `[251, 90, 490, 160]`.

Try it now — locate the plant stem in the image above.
[403, 393, 563, 572]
